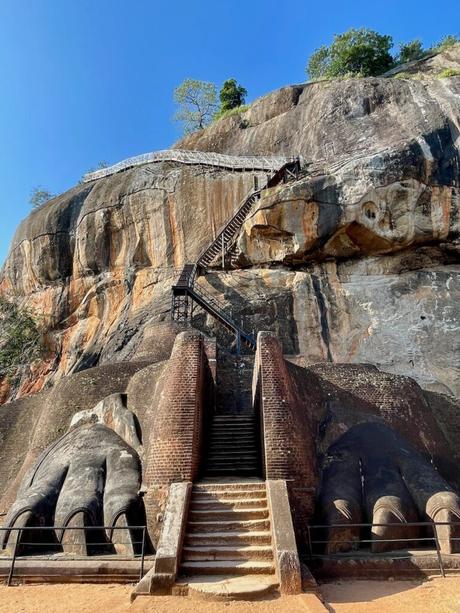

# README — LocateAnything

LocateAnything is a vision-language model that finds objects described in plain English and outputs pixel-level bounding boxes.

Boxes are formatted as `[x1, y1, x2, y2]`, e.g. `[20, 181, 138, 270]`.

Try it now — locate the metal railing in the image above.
[305, 521, 460, 578]
[82, 149, 297, 183]
[172, 268, 256, 350]
[170, 158, 301, 345]
[1, 525, 148, 586]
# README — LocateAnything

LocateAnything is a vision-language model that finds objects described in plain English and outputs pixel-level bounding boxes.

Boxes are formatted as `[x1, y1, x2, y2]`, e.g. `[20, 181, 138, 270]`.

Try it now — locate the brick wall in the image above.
[143, 330, 214, 543]
[253, 331, 321, 545]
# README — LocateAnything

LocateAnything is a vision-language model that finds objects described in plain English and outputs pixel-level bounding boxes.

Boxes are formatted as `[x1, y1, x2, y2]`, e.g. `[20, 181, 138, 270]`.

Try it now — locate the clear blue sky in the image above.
[1, 0, 458, 265]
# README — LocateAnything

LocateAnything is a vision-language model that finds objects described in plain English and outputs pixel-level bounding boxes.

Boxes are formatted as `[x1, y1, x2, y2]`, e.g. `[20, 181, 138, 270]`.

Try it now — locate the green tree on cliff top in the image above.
[219, 79, 247, 112]
[307, 28, 394, 79]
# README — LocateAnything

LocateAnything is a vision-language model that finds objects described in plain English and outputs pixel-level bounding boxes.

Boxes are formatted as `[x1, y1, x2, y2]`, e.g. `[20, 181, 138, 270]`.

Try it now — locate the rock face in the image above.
[0, 46, 459, 403]
[1, 48, 460, 575]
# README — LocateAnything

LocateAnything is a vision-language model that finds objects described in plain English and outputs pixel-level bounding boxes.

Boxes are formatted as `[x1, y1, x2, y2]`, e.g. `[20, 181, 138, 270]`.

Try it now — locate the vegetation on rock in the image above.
[398, 39, 426, 63]
[438, 67, 460, 78]
[433, 34, 460, 52]
[216, 79, 247, 117]
[213, 104, 249, 123]
[29, 186, 55, 209]
[0, 297, 44, 379]
[174, 79, 218, 134]
[307, 28, 394, 79]
[307, 29, 460, 80]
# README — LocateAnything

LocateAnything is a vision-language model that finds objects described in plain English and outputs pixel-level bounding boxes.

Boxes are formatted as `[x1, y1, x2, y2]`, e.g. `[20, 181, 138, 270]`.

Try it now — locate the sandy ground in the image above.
[321, 578, 460, 613]
[1, 578, 460, 613]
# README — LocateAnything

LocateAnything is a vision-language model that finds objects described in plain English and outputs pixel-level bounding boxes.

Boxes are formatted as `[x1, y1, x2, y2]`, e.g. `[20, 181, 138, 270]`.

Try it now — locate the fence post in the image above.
[139, 527, 146, 582]
[307, 524, 313, 558]
[7, 529, 22, 587]
[433, 523, 446, 578]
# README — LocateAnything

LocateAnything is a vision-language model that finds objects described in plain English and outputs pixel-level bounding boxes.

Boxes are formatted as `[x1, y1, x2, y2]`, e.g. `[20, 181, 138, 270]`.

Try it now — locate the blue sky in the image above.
[1, 0, 459, 265]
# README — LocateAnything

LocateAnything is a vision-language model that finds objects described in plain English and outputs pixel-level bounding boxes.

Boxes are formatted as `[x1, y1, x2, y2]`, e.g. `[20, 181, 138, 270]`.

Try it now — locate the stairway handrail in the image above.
[197, 157, 299, 269]
[171, 157, 301, 350]
[190, 284, 256, 348]
[196, 189, 260, 267]
[83, 149, 295, 183]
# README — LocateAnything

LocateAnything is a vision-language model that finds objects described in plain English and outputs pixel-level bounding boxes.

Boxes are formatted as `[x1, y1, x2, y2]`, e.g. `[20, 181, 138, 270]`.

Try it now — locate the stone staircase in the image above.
[180, 482, 277, 594]
[203, 412, 260, 477]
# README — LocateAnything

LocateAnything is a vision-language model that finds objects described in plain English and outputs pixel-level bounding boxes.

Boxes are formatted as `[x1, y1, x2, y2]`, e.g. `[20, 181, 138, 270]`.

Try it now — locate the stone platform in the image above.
[310, 549, 460, 580]
[0, 555, 154, 584]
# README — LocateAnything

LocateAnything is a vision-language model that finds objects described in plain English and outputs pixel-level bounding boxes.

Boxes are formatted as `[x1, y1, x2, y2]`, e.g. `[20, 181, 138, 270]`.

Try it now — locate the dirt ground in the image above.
[1, 578, 460, 613]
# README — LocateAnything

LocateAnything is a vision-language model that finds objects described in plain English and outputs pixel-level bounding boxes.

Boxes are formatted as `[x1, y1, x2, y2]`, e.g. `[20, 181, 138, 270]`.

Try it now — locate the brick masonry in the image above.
[253, 331, 319, 544]
[143, 330, 214, 543]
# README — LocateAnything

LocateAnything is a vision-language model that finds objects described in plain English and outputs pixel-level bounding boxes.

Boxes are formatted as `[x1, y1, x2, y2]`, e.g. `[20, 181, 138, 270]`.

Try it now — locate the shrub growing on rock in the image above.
[0, 297, 44, 379]
[398, 39, 426, 63]
[438, 68, 460, 78]
[433, 35, 460, 52]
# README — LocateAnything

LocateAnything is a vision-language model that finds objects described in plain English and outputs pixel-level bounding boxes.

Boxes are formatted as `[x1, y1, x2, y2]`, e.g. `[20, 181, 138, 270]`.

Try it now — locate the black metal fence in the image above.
[305, 521, 460, 578]
[0, 525, 148, 586]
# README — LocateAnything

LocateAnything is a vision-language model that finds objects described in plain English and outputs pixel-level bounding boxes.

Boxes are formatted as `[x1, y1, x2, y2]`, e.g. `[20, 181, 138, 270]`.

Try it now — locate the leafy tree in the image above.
[0, 296, 44, 379]
[306, 45, 330, 80]
[29, 186, 55, 209]
[174, 79, 218, 134]
[219, 79, 247, 113]
[307, 28, 394, 79]
[398, 39, 425, 63]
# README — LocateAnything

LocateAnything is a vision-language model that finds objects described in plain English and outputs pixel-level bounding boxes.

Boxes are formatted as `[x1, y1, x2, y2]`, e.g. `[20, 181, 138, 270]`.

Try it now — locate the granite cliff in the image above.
[1, 47, 460, 585]
[1, 46, 459, 403]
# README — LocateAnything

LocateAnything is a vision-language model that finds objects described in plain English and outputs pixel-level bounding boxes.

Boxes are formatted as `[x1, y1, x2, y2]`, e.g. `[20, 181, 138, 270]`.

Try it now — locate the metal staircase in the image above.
[171, 158, 300, 352]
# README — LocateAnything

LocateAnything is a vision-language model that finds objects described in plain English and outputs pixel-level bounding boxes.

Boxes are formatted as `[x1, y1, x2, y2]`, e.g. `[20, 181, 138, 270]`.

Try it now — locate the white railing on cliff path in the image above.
[82, 149, 296, 183]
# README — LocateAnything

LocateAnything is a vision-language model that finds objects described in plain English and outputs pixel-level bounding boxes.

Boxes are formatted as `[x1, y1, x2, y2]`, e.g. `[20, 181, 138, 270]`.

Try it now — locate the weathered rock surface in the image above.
[0, 46, 459, 403]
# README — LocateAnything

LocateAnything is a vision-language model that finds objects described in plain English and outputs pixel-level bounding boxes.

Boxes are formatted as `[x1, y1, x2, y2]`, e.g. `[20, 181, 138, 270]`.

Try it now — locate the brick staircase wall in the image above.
[143, 331, 215, 543]
[253, 331, 319, 545]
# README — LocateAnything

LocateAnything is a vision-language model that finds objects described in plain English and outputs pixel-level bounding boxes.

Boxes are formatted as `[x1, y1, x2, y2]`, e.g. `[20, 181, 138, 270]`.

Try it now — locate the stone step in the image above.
[177, 575, 279, 600]
[185, 530, 272, 547]
[204, 467, 259, 474]
[189, 508, 268, 522]
[191, 489, 266, 500]
[187, 518, 270, 533]
[206, 454, 258, 462]
[204, 467, 260, 475]
[181, 560, 275, 576]
[182, 545, 273, 561]
[207, 445, 257, 452]
[207, 444, 256, 450]
[205, 460, 259, 466]
[209, 433, 256, 440]
[210, 431, 255, 437]
[207, 446, 257, 452]
[208, 435, 256, 443]
[190, 498, 267, 510]
[192, 483, 266, 492]
[212, 418, 254, 422]
[204, 468, 260, 476]
[211, 423, 255, 428]
[211, 424, 254, 429]
[212, 416, 255, 421]
[214, 411, 254, 416]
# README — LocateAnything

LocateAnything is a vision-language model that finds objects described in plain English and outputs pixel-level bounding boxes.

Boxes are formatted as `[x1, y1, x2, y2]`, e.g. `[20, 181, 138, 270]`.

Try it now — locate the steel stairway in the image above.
[171, 158, 300, 351]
